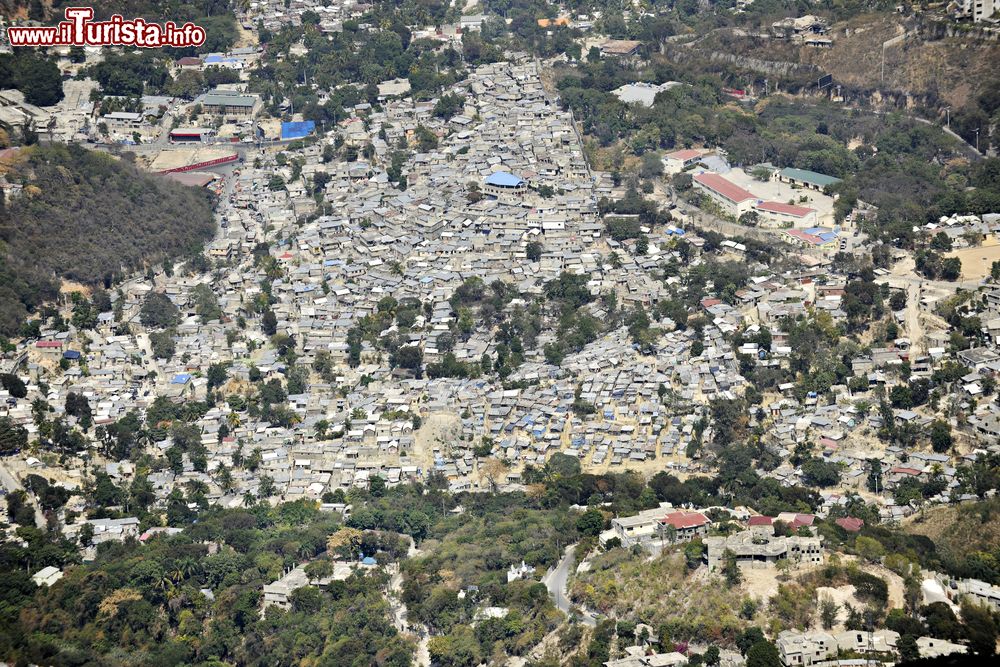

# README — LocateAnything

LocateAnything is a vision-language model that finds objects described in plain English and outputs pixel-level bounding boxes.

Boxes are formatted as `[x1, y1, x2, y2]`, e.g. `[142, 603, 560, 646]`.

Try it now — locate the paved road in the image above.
[0, 459, 21, 495]
[543, 544, 596, 627]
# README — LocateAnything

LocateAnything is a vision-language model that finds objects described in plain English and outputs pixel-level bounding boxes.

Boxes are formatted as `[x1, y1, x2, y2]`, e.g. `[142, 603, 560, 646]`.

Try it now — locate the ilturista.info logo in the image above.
[7, 7, 206, 48]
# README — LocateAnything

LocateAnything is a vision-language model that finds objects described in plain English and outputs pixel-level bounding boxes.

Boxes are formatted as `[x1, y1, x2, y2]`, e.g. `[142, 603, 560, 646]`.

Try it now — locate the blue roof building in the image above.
[483, 171, 527, 197]
[281, 121, 316, 141]
[485, 171, 524, 187]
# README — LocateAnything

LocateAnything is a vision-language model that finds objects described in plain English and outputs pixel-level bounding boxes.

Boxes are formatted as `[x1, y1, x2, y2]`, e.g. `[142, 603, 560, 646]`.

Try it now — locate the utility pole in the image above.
[975, 127, 980, 153]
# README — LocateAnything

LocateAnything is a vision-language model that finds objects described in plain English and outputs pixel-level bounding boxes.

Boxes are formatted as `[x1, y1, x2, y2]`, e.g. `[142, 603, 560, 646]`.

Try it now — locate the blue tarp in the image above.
[281, 120, 315, 141]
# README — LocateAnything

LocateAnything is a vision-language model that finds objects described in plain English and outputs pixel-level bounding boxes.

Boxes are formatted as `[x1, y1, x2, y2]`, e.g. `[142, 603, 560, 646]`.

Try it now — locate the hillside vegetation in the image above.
[904, 498, 1000, 579]
[0, 144, 215, 335]
[685, 15, 1000, 151]
[571, 547, 746, 644]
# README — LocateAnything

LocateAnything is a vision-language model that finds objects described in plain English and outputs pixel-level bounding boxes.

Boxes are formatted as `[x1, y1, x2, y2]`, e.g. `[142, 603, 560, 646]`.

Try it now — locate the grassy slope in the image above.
[903, 497, 1000, 559]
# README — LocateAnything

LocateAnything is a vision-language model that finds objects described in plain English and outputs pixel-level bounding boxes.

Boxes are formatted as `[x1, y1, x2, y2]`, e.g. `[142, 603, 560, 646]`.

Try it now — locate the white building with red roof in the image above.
[663, 148, 709, 174]
[692, 171, 757, 217]
[657, 510, 710, 543]
[754, 200, 818, 227]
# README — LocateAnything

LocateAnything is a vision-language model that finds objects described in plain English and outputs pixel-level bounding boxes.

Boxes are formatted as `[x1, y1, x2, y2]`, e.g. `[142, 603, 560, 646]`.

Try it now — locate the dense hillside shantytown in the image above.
[0, 1, 999, 666]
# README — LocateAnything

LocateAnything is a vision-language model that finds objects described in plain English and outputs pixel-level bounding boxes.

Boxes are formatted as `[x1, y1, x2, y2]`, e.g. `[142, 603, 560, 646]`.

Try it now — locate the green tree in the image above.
[962, 600, 998, 656]
[290, 586, 322, 613]
[262, 309, 278, 336]
[576, 508, 604, 536]
[941, 257, 962, 281]
[801, 458, 841, 487]
[819, 596, 840, 630]
[429, 625, 482, 667]
[745, 640, 781, 667]
[0, 53, 63, 106]
[150, 329, 175, 359]
[855, 536, 885, 563]
[206, 363, 228, 391]
[736, 627, 766, 656]
[0, 417, 28, 455]
[639, 152, 663, 179]
[930, 420, 953, 453]
[636, 235, 649, 255]
[304, 559, 333, 583]
[897, 634, 919, 662]
[393, 345, 423, 373]
[140, 292, 179, 328]
[191, 283, 222, 323]
[0, 373, 26, 398]
[722, 548, 742, 587]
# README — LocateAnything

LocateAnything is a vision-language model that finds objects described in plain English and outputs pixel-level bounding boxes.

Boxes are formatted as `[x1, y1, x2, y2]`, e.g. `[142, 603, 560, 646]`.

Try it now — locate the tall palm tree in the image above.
[215, 464, 235, 493]
[171, 557, 200, 584]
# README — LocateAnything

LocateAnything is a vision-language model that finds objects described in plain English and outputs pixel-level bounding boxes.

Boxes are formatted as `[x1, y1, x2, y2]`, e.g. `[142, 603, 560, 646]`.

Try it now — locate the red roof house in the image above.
[835, 517, 864, 533]
[660, 510, 709, 530]
[755, 200, 816, 218]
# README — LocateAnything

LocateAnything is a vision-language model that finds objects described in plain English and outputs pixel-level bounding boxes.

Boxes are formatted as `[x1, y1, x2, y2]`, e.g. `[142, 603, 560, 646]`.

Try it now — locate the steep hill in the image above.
[0, 144, 215, 335]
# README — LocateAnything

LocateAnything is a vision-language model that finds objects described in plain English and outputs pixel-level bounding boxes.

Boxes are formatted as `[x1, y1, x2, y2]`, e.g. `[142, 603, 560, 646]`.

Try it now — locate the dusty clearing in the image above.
[59, 280, 92, 296]
[412, 412, 463, 472]
[945, 237, 1000, 280]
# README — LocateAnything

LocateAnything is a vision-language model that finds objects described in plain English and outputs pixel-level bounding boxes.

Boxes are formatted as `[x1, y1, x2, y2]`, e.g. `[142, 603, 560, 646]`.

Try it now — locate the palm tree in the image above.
[135, 427, 154, 452]
[156, 573, 175, 595]
[185, 479, 210, 500]
[242, 491, 256, 508]
[171, 557, 200, 584]
[215, 464, 235, 493]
